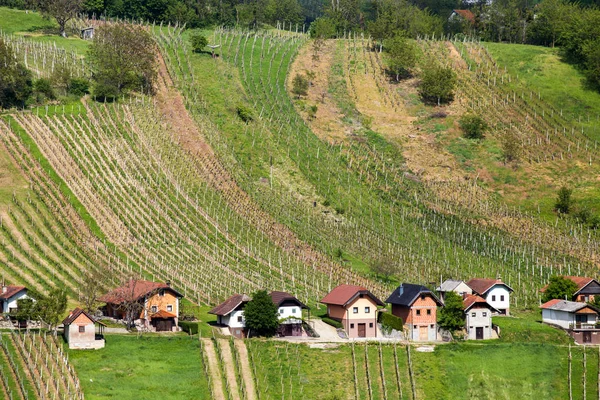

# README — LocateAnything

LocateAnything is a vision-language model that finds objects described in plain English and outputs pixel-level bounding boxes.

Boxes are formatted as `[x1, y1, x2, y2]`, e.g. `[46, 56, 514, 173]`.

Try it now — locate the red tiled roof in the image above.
[462, 294, 498, 312]
[150, 310, 177, 319]
[540, 299, 562, 309]
[269, 291, 308, 309]
[540, 276, 594, 293]
[209, 294, 251, 316]
[62, 308, 95, 326]
[98, 280, 182, 305]
[0, 285, 26, 300]
[320, 284, 385, 307]
[452, 9, 475, 23]
[467, 278, 513, 296]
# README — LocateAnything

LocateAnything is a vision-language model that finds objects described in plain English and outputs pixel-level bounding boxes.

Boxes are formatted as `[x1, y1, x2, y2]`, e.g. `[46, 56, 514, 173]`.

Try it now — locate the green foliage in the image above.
[92, 81, 119, 102]
[542, 275, 578, 302]
[0, 37, 33, 109]
[307, 104, 317, 120]
[37, 0, 84, 37]
[33, 78, 55, 100]
[14, 298, 36, 321]
[555, 186, 573, 214]
[236, 104, 253, 123]
[459, 114, 488, 140]
[292, 74, 309, 97]
[321, 316, 343, 329]
[367, 0, 443, 41]
[190, 34, 208, 53]
[68, 77, 89, 96]
[244, 290, 279, 337]
[179, 321, 200, 335]
[501, 131, 520, 164]
[379, 312, 403, 334]
[438, 291, 464, 331]
[30, 287, 68, 331]
[419, 64, 456, 106]
[310, 17, 337, 39]
[384, 33, 419, 81]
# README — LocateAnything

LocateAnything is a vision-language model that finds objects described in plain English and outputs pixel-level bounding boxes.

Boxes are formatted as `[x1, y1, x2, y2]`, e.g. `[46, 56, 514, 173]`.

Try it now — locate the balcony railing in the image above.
[570, 322, 600, 330]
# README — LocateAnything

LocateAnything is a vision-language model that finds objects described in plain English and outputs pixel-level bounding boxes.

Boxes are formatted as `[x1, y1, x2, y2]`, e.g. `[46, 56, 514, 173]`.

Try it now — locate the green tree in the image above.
[244, 290, 279, 337]
[310, 17, 337, 39]
[292, 74, 309, 98]
[0, 38, 33, 109]
[190, 34, 208, 53]
[501, 131, 520, 164]
[438, 291, 464, 331]
[555, 186, 573, 214]
[419, 65, 456, 106]
[33, 288, 68, 334]
[14, 298, 36, 322]
[38, 0, 84, 37]
[542, 276, 578, 303]
[459, 114, 488, 139]
[89, 23, 157, 100]
[384, 33, 418, 81]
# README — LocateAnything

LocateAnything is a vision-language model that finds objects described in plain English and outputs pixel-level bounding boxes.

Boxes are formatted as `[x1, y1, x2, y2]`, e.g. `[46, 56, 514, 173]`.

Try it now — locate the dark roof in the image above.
[467, 278, 514, 296]
[62, 308, 96, 326]
[209, 294, 251, 316]
[452, 9, 476, 23]
[463, 294, 498, 313]
[98, 280, 183, 304]
[385, 283, 443, 307]
[320, 285, 385, 307]
[0, 285, 27, 300]
[269, 291, 308, 309]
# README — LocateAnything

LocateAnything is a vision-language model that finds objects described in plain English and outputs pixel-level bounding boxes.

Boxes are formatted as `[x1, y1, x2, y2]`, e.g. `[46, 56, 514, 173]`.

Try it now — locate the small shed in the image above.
[62, 308, 105, 350]
[81, 27, 94, 40]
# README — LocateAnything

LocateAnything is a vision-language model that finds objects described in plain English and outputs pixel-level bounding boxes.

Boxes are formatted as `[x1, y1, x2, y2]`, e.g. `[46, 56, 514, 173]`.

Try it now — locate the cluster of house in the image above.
[540, 276, 600, 344]
[212, 277, 514, 341]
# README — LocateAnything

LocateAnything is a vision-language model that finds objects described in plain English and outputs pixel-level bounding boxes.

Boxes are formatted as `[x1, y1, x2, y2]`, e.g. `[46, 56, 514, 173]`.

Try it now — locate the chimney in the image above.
[2, 284, 6, 294]
[398, 284, 404, 297]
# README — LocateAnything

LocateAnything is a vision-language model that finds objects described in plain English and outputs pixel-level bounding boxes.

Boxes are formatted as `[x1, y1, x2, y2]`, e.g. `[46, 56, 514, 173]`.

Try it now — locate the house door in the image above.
[155, 319, 173, 332]
[419, 326, 428, 341]
[476, 327, 484, 340]
[357, 323, 366, 338]
[584, 331, 592, 343]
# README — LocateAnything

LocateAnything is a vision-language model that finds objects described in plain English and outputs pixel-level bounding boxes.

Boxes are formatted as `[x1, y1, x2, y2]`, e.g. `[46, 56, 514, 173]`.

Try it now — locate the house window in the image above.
[482, 312, 487, 317]
[416, 310, 421, 316]
[430, 324, 434, 328]
[471, 312, 476, 317]
[350, 323, 355, 329]
[151, 305, 158, 313]
[79, 326, 85, 333]
[353, 307, 358, 314]
[167, 305, 173, 312]
[421, 295, 426, 300]
[427, 309, 431, 315]
[500, 295, 505, 302]
[491, 295, 496, 301]
[159, 289, 165, 297]
[292, 308, 297, 314]
[279, 309, 284, 314]
[369, 323, 373, 328]
[365, 307, 370, 314]
[237, 316, 243, 323]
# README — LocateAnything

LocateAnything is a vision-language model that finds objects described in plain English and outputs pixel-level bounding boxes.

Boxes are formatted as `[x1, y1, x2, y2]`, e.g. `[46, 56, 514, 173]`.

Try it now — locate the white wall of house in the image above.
[484, 286, 510, 314]
[542, 309, 574, 329]
[220, 310, 246, 328]
[465, 307, 494, 340]
[278, 305, 302, 322]
[1, 291, 29, 314]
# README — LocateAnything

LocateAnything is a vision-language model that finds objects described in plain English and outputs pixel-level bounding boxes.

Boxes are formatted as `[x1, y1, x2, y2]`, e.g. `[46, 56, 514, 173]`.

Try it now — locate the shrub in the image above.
[236, 105, 253, 123]
[459, 114, 488, 139]
[379, 312, 403, 334]
[292, 74, 309, 98]
[555, 186, 573, 214]
[419, 65, 456, 106]
[69, 78, 90, 97]
[501, 131, 520, 164]
[93, 81, 119, 102]
[321, 317, 343, 329]
[190, 34, 208, 53]
[179, 321, 199, 335]
[33, 78, 55, 100]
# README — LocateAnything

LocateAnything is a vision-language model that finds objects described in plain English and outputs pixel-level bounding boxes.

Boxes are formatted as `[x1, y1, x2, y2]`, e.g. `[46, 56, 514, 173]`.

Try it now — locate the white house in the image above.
[209, 294, 251, 338]
[269, 291, 309, 337]
[62, 308, 105, 350]
[467, 278, 513, 315]
[436, 279, 473, 301]
[541, 299, 600, 344]
[463, 295, 498, 340]
[0, 285, 29, 314]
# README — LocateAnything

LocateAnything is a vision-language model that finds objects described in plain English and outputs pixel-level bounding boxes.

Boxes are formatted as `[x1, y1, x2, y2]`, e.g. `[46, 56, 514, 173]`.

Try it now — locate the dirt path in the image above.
[234, 340, 257, 400]
[201, 339, 226, 400]
[217, 339, 241, 399]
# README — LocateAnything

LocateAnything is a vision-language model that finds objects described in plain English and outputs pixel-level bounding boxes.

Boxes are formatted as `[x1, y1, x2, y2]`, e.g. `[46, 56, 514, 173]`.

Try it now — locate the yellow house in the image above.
[99, 279, 183, 332]
[321, 285, 385, 338]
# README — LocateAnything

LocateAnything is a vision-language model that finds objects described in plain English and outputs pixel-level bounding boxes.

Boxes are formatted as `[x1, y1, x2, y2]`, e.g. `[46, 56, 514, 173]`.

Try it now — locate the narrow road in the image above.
[217, 339, 241, 399]
[201, 339, 226, 400]
[234, 340, 257, 400]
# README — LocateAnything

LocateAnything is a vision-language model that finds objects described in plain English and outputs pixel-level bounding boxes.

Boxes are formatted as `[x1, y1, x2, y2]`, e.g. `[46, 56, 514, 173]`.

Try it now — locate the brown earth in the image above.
[201, 339, 226, 400]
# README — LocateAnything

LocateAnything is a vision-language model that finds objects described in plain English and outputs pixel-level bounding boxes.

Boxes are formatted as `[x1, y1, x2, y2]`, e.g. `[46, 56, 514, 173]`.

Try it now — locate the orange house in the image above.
[99, 279, 183, 332]
[320, 285, 385, 338]
[386, 283, 443, 341]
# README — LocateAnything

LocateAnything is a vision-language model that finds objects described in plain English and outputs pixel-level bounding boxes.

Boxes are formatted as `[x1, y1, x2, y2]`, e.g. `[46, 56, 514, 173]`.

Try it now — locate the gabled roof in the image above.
[0, 285, 27, 300]
[540, 299, 599, 313]
[463, 294, 498, 313]
[209, 294, 251, 316]
[436, 279, 466, 292]
[150, 310, 177, 319]
[386, 283, 443, 307]
[320, 285, 385, 307]
[540, 276, 600, 295]
[62, 308, 97, 326]
[269, 291, 309, 309]
[467, 278, 513, 296]
[451, 9, 476, 23]
[99, 280, 183, 305]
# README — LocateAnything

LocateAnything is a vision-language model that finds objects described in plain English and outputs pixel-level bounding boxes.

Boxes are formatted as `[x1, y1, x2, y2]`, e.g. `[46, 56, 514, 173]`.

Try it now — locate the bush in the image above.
[292, 74, 309, 98]
[379, 312, 403, 334]
[555, 186, 573, 214]
[190, 34, 208, 53]
[69, 78, 90, 97]
[33, 78, 55, 100]
[459, 114, 488, 139]
[93, 81, 119, 102]
[179, 321, 199, 335]
[321, 317, 343, 329]
[236, 105, 253, 123]
[419, 65, 456, 106]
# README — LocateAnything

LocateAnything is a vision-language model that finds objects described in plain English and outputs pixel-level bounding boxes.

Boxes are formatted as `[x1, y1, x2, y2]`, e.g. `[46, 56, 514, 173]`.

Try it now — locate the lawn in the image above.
[68, 334, 211, 400]
[493, 310, 572, 345]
